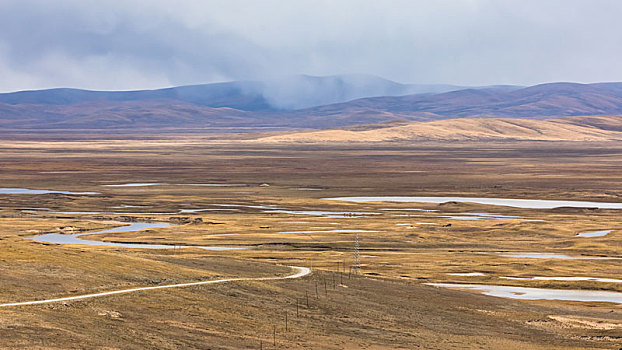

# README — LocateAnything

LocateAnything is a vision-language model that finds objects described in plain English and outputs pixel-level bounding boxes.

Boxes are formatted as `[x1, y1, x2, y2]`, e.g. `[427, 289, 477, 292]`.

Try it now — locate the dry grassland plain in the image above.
[0, 137, 621, 349]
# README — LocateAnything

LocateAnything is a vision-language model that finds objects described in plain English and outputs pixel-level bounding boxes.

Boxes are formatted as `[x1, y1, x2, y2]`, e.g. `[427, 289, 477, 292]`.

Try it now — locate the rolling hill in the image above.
[286, 82, 622, 127]
[254, 116, 622, 142]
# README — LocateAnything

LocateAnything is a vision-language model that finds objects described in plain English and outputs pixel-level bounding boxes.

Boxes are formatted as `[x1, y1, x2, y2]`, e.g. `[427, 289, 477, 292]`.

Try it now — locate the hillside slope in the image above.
[290, 83, 622, 125]
[254, 116, 622, 142]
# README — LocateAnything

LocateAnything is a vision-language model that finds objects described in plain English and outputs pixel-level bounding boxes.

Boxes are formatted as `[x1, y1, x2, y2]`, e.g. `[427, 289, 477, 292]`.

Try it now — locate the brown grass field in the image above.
[0, 136, 621, 349]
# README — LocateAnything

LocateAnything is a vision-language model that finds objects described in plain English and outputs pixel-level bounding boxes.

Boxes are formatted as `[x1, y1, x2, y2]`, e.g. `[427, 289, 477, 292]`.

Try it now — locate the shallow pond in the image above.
[1, 188, 99, 195]
[264, 209, 381, 218]
[53, 211, 102, 215]
[101, 183, 248, 187]
[327, 196, 622, 209]
[396, 222, 437, 226]
[101, 183, 165, 187]
[428, 283, 622, 304]
[31, 207, 239, 215]
[178, 208, 241, 213]
[500, 276, 622, 283]
[577, 230, 613, 238]
[113, 204, 151, 208]
[279, 229, 377, 234]
[498, 252, 620, 260]
[181, 183, 247, 187]
[215, 204, 282, 210]
[379, 208, 438, 212]
[448, 272, 485, 277]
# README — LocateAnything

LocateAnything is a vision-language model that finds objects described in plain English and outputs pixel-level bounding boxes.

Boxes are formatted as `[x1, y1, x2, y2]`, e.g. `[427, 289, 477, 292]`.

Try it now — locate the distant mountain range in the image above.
[0, 75, 466, 111]
[0, 75, 620, 132]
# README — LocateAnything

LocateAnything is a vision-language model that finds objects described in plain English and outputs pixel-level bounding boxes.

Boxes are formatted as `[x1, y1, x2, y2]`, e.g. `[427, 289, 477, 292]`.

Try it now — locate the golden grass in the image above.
[254, 115, 622, 142]
[0, 138, 621, 348]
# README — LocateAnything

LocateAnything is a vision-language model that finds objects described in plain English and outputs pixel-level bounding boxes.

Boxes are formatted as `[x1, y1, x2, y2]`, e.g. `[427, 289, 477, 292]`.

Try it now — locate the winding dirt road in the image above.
[0, 266, 311, 308]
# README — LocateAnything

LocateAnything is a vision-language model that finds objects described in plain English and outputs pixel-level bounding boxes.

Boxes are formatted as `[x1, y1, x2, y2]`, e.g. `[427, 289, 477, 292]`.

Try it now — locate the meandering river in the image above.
[32, 222, 242, 250]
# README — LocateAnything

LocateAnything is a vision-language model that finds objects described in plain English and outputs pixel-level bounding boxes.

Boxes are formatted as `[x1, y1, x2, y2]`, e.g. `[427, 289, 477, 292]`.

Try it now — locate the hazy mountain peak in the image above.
[258, 74, 417, 110]
[0, 74, 467, 111]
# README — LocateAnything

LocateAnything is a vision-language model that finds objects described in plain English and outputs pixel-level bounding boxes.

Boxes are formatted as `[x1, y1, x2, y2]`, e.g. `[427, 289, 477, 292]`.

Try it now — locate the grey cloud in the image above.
[0, 0, 621, 92]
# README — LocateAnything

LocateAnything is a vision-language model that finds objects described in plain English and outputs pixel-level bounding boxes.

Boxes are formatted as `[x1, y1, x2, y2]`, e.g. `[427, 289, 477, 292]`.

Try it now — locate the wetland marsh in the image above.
[0, 138, 621, 349]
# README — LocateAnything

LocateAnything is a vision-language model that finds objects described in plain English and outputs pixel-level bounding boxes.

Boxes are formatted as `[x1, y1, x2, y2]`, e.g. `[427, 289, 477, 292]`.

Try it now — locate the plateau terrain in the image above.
[0, 137, 620, 349]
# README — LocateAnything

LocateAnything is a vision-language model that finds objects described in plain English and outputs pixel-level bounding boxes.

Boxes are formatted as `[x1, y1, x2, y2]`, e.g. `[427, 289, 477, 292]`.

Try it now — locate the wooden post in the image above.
[285, 312, 288, 331]
[324, 278, 327, 296]
[273, 325, 276, 347]
[296, 298, 299, 317]
[306, 290, 309, 307]
[260, 340, 263, 350]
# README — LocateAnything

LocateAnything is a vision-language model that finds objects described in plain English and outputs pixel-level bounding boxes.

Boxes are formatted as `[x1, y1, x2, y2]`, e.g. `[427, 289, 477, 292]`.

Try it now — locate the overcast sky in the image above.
[0, 0, 621, 92]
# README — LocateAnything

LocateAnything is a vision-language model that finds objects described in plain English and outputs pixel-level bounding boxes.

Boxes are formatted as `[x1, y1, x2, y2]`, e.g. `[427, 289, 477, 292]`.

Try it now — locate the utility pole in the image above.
[354, 233, 360, 275]
[315, 280, 318, 298]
